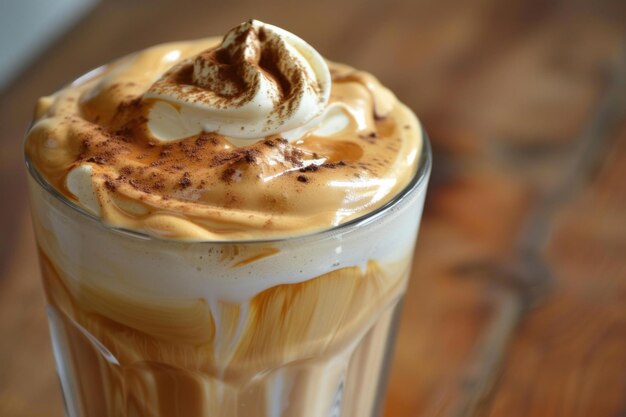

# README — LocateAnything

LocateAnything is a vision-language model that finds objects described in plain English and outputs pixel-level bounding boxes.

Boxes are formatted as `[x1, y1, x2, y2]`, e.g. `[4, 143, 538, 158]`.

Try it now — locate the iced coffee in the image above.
[25, 20, 431, 417]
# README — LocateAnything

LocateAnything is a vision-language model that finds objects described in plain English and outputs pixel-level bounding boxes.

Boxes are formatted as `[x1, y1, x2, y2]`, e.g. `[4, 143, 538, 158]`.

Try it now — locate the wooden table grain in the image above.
[1, 1, 625, 416]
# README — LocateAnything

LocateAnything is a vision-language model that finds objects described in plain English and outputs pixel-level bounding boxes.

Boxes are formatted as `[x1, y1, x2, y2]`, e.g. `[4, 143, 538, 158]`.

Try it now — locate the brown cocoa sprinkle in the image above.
[221, 167, 236, 183]
[284, 147, 304, 166]
[210, 148, 260, 167]
[116, 97, 142, 113]
[179, 140, 204, 160]
[258, 38, 296, 107]
[299, 164, 319, 173]
[128, 179, 139, 189]
[114, 126, 134, 139]
[195, 134, 209, 146]
[296, 175, 308, 183]
[86, 156, 106, 165]
[104, 179, 117, 192]
[179, 172, 192, 189]
[244, 149, 258, 163]
[196, 133, 219, 146]
[404, 125, 411, 129]
[359, 131, 379, 143]
[127, 179, 152, 194]
[210, 152, 239, 167]
[119, 166, 134, 176]
[78, 138, 91, 159]
[323, 161, 347, 169]
[159, 148, 171, 157]
[104, 150, 116, 160]
[191, 41, 252, 102]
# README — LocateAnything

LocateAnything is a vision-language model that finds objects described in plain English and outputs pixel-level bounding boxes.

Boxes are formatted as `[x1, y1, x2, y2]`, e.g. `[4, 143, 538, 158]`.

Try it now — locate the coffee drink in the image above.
[25, 20, 430, 417]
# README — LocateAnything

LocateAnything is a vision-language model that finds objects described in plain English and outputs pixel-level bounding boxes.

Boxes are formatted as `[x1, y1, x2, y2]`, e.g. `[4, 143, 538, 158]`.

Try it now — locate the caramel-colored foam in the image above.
[25, 38, 422, 240]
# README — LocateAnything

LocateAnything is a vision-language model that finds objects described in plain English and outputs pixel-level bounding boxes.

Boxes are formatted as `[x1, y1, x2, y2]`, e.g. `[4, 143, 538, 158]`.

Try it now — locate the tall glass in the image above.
[25, 118, 431, 416]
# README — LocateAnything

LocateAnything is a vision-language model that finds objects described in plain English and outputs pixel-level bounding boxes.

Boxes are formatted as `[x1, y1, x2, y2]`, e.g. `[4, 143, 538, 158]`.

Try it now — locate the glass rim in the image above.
[24, 68, 432, 245]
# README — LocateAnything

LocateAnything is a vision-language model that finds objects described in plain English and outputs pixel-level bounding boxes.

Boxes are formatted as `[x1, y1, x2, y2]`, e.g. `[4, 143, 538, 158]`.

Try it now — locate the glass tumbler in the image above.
[26, 121, 431, 417]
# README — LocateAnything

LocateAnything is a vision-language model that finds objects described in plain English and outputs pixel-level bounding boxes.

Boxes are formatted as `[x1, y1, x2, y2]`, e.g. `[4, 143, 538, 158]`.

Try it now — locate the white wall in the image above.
[0, 0, 98, 91]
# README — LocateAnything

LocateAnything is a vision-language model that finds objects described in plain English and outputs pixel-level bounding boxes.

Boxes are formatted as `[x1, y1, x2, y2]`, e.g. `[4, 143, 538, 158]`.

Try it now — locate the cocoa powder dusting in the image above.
[299, 164, 319, 173]
[86, 156, 107, 165]
[119, 166, 134, 176]
[284, 147, 304, 166]
[323, 161, 347, 169]
[104, 179, 117, 192]
[210, 148, 260, 167]
[128, 178, 152, 194]
[37, 29, 412, 239]
[195, 133, 219, 146]
[150, 20, 314, 129]
[179, 172, 192, 189]
[359, 131, 379, 143]
[221, 167, 237, 183]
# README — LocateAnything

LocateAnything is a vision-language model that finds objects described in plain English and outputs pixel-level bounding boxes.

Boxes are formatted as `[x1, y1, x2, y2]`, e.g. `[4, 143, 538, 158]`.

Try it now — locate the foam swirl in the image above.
[145, 20, 331, 142]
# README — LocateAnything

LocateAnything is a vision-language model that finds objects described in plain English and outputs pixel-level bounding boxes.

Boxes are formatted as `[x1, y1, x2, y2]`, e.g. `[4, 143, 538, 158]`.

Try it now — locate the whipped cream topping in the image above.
[145, 20, 331, 142]
[25, 21, 423, 240]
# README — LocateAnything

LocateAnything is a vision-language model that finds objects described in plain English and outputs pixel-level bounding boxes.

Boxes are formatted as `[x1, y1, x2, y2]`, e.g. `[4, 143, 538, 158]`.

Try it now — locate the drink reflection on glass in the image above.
[24, 20, 431, 417]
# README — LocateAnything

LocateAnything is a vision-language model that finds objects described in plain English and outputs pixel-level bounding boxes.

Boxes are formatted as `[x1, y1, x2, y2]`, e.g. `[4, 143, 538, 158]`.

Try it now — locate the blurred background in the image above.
[1, 1, 625, 416]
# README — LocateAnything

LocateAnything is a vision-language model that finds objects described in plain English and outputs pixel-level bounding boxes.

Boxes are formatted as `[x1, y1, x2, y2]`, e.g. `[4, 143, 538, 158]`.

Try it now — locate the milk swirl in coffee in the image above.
[25, 20, 428, 417]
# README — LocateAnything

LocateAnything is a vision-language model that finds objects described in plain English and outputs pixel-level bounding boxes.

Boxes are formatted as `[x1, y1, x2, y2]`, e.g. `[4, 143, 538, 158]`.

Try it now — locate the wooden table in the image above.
[1, 1, 624, 416]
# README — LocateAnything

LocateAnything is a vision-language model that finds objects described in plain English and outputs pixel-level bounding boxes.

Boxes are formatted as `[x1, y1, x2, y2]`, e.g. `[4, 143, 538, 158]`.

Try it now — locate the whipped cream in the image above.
[145, 20, 331, 142]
